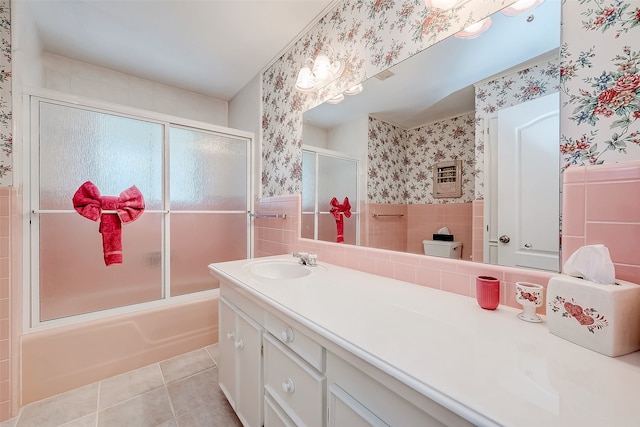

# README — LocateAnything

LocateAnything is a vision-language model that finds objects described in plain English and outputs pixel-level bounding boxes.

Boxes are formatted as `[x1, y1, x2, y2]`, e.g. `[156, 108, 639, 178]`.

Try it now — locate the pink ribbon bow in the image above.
[72, 181, 145, 266]
[329, 197, 351, 243]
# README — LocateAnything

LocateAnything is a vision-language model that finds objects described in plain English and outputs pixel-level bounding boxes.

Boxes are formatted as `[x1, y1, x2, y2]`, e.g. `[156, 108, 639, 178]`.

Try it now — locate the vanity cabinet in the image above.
[218, 277, 471, 427]
[218, 296, 264, 427]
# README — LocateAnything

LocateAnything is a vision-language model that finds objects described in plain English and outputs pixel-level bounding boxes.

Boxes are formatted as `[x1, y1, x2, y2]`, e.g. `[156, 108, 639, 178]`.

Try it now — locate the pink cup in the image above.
[476, 276, 500, 310]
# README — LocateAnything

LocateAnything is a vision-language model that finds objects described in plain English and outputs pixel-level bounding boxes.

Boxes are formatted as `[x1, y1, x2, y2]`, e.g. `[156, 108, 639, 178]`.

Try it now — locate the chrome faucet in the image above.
[292, 251, 317, 266]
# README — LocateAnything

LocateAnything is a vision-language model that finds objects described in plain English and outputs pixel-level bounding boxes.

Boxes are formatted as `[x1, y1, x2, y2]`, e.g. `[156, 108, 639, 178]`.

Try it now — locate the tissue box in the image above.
[433, 233, 454, 241]
[547, 274, 640, 357]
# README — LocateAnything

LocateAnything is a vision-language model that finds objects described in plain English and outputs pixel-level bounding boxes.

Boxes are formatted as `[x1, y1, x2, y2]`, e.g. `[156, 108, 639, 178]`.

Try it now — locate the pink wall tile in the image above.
[585, 222, 640, 267]
[0, 186, 9, 421]
[561, 161, 640, 284]
[440, 271, 473, 296]
[562, 183, 586, 237]
[586, 181, 640, 222]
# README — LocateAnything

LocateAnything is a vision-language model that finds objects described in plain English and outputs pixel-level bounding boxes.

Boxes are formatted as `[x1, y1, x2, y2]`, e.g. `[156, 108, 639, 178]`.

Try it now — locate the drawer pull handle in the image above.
[280, 327, 295, 343]
[281, 378, 295, 394]
[234, 338, 244, 350]
[227, 331, 235, 340]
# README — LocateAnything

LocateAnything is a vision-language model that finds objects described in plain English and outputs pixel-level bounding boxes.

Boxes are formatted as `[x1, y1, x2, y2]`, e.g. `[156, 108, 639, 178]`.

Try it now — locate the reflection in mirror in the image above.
[301, 147, 359, 245]
[301, 0, 561, 272]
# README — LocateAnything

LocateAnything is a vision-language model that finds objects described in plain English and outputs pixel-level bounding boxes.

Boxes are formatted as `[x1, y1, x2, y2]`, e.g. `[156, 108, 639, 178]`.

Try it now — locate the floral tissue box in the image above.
[547, 274, 640, 357]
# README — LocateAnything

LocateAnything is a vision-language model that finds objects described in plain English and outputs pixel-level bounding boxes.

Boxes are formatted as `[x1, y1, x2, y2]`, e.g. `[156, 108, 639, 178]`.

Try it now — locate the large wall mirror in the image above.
[301, 0, 561, 272]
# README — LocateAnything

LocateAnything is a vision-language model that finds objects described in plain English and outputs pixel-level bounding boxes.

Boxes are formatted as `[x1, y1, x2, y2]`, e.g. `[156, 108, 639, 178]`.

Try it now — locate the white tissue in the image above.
[437, 226, 451, 235]
[562, 244, 616, 285]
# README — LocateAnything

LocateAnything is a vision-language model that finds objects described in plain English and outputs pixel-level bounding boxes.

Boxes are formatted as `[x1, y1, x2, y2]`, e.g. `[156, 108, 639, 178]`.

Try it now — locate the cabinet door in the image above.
[235, 308, 264, 427]
[328, 384, 389, 427]
[219, 296, 263, 427]
[218, 297, 238, 408]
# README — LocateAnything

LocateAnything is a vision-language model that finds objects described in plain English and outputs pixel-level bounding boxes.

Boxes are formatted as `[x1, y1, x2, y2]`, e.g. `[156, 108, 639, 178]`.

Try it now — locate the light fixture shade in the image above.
[502, 0, 544, 16]
[312, 53, 332, 81]
[344, 84, 363, 95]
[455, 16, 492, 39]
[326, 93, 345, 104]
[295, 66, 316, 91]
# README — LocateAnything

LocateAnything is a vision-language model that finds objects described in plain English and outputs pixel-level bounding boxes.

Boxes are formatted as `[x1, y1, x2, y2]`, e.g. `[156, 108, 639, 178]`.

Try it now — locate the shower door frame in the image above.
[23, 90, 254, 331]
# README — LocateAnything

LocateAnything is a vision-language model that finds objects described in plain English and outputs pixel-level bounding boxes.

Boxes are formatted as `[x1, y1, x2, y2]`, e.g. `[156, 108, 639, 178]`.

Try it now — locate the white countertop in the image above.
[209, 255, 640, 427]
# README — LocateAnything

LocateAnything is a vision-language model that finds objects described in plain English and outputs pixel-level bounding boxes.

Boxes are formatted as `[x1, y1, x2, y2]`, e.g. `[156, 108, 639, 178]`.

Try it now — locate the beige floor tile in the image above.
[99, 363, 164, 410]
[59, 413, 96, 427]
[97, 387, 174, 427]
[205, 344, 219, 366]
[166, 368, 221, 418]
[175, 397, 241, 427]
[0, 417, 17, 427]
[17, 383, 98, 427]
[160, 349, 215, 384]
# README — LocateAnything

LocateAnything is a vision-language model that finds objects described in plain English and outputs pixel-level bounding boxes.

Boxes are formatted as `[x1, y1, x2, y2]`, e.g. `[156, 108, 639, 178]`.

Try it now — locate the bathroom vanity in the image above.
[208, 255, 640, 427]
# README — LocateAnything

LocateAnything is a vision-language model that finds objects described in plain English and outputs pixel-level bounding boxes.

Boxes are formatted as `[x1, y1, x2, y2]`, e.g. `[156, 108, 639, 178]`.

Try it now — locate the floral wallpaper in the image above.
[0, 0, 11, 187]
[367, 116, 407, 204]
[367, 113, 475, 204]
[560, 0, 640, 169]
[474, 58, 560, 199]
[261, 0, 508, 197]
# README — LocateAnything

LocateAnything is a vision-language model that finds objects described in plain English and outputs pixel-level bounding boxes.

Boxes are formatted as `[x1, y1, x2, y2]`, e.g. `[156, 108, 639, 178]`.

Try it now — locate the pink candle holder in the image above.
[476, 276, 500, 310]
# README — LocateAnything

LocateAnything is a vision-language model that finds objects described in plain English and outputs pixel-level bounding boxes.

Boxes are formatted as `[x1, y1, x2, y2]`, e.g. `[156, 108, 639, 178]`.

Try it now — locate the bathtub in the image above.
[21, 296, 218, 405]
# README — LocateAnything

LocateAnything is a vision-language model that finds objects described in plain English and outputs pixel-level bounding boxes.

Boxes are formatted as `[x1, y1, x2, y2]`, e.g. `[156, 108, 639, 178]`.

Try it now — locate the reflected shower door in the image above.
[302, 148, 358, 244]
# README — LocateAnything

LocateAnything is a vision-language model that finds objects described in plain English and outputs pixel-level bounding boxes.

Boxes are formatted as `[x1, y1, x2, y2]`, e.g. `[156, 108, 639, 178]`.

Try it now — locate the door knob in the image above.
[499, 235, 510, 244]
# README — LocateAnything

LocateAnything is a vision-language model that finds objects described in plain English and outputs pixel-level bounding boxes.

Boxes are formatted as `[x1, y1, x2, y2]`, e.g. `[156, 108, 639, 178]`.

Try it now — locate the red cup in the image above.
[476, 276, 500, 310]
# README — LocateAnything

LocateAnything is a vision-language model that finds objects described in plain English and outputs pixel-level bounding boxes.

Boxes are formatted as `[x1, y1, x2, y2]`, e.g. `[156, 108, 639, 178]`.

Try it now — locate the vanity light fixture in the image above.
[325, 84, 364, 105]
[325, 93, 345, 104]
[295, 46, 345, 92]
[343, 83, 363, 95]
[454, 16, 492, 39]
[502, 0, 544, 16]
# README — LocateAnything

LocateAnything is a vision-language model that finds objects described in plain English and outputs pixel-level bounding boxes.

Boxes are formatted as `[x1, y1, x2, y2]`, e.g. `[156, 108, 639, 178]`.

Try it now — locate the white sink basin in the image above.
[247, 260, 312, 280]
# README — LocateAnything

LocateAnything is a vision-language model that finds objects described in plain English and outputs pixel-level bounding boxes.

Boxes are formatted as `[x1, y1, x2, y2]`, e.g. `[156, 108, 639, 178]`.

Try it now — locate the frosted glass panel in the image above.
[170, 127, 248, 210]
[39, 102, 163, 210]
[319, 213, 356, 245]
[317, 156, 357, 212]
[39, 213, 162, 321]
[170, 213, 246, 296]
[302, 151, 316, 212]
[301, 214, 315, 239]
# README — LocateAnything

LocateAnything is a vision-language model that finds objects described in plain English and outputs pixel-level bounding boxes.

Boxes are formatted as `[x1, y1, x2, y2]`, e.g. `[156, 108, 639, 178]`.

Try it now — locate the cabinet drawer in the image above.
[265, 311, 324, 371]
[264, 391, 296, 427]
[264, 333, 325, 427]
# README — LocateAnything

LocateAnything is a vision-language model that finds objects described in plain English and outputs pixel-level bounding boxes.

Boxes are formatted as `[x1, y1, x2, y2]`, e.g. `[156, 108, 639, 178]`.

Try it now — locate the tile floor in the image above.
[0, 344, 242, 427]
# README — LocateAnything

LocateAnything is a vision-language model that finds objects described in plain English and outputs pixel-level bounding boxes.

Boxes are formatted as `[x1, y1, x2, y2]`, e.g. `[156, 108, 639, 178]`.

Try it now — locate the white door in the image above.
[496, 92, 560, 272]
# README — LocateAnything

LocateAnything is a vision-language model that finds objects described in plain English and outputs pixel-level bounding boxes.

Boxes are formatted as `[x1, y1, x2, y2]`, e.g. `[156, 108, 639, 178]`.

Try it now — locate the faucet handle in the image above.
[308, 254, 317, 266]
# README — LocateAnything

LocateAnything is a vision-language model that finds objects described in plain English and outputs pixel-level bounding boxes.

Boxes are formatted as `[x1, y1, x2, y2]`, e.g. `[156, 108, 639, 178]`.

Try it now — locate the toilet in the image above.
[423, 240, 462, 259]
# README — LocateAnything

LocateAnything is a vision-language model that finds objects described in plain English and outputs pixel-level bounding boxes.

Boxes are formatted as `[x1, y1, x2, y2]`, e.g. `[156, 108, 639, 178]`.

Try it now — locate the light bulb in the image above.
[295, 66, 315, 91]
[455, 17, 492, 39]
[312, 54, 332, 81]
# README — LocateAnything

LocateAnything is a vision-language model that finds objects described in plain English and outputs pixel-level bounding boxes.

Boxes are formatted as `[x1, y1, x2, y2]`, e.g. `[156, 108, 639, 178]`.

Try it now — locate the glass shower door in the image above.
[36, 101, 164, 321]
[32, 97, 251, 323]
[169, 126, 250, 296]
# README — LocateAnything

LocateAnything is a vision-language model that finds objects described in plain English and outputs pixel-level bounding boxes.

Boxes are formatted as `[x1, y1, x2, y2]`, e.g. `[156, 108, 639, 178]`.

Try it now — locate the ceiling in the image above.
[24, 0, 336, 100]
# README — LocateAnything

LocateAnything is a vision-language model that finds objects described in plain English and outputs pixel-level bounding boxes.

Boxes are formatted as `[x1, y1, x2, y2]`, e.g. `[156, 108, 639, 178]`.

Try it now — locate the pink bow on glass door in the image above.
[72, 181, 145, 266]
[329, 196, 351, 243]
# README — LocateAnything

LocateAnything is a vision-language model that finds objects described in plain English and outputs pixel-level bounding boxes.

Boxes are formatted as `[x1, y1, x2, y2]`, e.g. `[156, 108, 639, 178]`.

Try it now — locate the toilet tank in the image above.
[422, 240, 462, 259]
